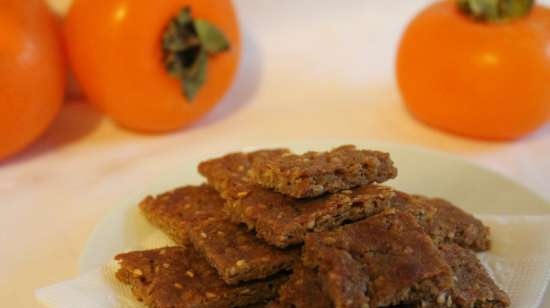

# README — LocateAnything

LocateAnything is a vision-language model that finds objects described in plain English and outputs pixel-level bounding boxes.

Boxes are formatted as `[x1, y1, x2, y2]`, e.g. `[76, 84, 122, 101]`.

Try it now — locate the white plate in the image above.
[78, 140, 550, 304]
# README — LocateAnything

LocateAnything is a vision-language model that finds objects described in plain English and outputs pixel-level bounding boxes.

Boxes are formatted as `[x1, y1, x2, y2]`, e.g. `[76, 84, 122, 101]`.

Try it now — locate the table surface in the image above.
[2, 1, 549, 307]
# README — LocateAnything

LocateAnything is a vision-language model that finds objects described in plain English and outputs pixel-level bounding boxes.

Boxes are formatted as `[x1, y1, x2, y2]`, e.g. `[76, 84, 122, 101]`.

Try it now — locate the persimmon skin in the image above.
[397, 1, 550, 140]
[0, 0, 65, 161]
[64, 0, 240, 133]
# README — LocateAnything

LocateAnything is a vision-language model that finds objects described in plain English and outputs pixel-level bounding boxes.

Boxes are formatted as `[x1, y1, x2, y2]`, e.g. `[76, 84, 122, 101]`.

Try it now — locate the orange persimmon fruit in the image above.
[0, 0, 66, 161]
[397, 0, 550, 140]
[64, 0, 240, 133]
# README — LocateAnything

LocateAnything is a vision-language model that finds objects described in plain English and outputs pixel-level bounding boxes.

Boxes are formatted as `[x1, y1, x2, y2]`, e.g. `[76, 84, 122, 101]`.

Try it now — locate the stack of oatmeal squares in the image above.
[115, 145, 510, 308]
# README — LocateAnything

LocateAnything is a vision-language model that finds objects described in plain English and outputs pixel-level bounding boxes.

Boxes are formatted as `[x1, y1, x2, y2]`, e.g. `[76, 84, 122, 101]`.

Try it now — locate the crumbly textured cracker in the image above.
[198, 149, 290, 197]
[140, 184, 297, 285]
[267, 262, 332, 308]
[115, 247, 287, 308]
[242, 302, 270, 308]
[303, 209, 454, 308]
[189, 217, 299, 285]
[249, 145, 397, 198]
[199, 150, 394, 248]
[391, 191, 491, 251]
[438, 244, 510, 308]
[227, 184, 393, 248]
[139, 185, 223, 245]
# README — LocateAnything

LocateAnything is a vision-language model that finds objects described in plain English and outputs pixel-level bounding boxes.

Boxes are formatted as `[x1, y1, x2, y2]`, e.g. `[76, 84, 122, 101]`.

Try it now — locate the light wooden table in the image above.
[2, 1, 549, 307]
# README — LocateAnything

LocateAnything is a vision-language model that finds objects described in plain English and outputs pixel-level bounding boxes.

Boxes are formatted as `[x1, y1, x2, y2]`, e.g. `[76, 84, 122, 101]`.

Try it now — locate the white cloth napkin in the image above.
[35, 215, 550, 308]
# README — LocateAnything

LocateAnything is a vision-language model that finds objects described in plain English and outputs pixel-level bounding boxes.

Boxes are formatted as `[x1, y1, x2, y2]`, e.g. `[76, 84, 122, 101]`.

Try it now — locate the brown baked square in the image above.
[199, 151, 394, 248]
[140, 184, 297, 285]
[115, 247, 287, 308]
[266, 262, 332, 308]
[139, 185, 223, 245]
[189, 217, 298, 285]
[248, 145, 397, 198]
[303, 209, 454, 307]
[438, 244, 510, 308]
[391, 191, 490, 251]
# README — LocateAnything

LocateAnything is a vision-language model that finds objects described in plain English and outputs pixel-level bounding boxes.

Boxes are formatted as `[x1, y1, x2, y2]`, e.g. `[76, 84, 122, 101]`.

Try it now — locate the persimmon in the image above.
[64, 0, 240, 133]
[0, 0, 66, 161]
[397, 0, 550, 140]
